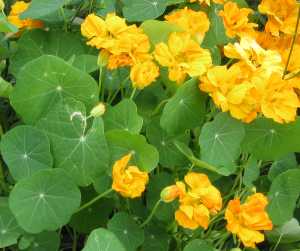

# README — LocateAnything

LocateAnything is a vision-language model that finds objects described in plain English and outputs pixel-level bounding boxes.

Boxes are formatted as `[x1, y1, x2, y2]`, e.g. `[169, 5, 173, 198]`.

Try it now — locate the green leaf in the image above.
[242, 118, 300, 161]
[0, 13, 18, 33]
[199, 113, 245, 175]
[243, 157, 260, 187]
[122, 0, 167, 22]
[107, 212, 144, 251]
[103, 99, 143, 134]
[10, 55, 98, 124]
[160, 78, 207, 134]
[72, 55, 98, 73]
[70, 187, 114, 233]
[10, 30, 88, 76]
[183, 239, 215, 251]
[202, 3, 232, 48]
[1, 125, 53, 181]
[37, 98, 110, 186]
[9, 169, 81, 233]
[268, 154, 298, 181]
[0, 199, 23, 248]
[146, 117, 189, 167]
[106, 130, 159, 172]
[146, 172, 177, 222]
[82, 228, 126, 251]
[0, 77, 13, 98]
[20, 0, 73, 19]
[268, 169, 300, 225]
[267, 218, 300, 244]
[142, 225, 170, 251]
[27, 232, 60, 251]
[141, 20, 182, 45]
[166, 0, 184, 5]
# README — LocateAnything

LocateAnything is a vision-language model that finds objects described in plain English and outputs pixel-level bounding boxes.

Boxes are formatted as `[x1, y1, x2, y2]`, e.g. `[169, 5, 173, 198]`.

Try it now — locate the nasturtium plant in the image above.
[1, 0, 300, 250]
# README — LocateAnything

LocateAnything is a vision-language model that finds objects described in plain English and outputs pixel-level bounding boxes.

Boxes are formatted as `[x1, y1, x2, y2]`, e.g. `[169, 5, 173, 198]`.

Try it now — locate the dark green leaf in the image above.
[268, 154, 298, 181]
[183, 239, 215, 251]
[142, 225, 170, 251]
[243, 157, 260, 187]
[27, 232, 60, 251]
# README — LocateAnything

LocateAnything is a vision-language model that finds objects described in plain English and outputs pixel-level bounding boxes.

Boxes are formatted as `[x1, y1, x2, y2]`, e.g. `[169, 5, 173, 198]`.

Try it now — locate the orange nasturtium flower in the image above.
[258, 0, 299, 36]
[154, 32, 212, 83]
[219, 1, 257, 38]
[165, 7, 210, 43]
[112, 153, 149, 199]
[189, 0, 225, 5]
[161, 172, 222, 230]
[225, 193, 273, 248]
[8, 1, 43, 31]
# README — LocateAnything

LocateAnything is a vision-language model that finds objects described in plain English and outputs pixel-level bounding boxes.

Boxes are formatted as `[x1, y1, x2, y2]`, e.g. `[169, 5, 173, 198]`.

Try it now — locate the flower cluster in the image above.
[200, 0, 300, 124]
[112, 153, 149, 198]
[161, 172, 222, 229]
[8, 1, 43, 32]
[225, 193, 273, 248]
[81, 13, 159, 89]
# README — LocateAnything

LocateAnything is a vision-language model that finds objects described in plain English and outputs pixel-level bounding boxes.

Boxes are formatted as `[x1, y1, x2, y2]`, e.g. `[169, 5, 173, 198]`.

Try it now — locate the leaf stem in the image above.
[75, 188, 113, 213]
[98, 66, 103, 100]
[140, 199, 162, 228]
[283, 6, 300, 79]
[130, 87, 137, 100]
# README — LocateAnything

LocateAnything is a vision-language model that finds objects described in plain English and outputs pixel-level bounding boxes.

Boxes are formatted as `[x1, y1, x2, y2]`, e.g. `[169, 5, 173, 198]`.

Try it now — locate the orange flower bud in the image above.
[160, 185, 181, 203]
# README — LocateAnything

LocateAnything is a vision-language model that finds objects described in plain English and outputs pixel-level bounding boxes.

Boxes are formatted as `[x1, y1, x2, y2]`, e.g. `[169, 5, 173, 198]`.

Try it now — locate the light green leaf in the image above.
[0, 198, 23, 248]
[146, 118, 189, 167]
[82, 228, 126, 251]
[1, 125, 53, 181]
[141, 20, 182, 45]
[160, 78, 207, 134]
[10, 55, 98, 124]
[122, 0, 167, 22]
[184, 239, 215, 251]
[107, 212, 144, 251]
[199, 113, 245, 175]
[37, 98, 110, 186]
[267, 218, 300, 244]
[166, 0, 184, 5]
[268, 169, 300, 225]
[0, 77, 13, 98]
[9, 169, 81, 233]
[103, 99, 143, 134]
[72, 55, 98, 73]
[10, 30, 88, 76]
[0, 13, 18, 33]
[27, 232, 60, 251]
[242, 118, 300, 160]
[268, 154, 298, 181]
[106, 130, 159, 172]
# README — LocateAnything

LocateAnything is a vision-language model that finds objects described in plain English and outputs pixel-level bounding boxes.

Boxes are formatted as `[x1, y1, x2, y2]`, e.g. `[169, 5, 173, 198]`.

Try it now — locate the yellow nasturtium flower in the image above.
[225, 193, 273, 248]
[112, 153, 149, 199]
[161, 172, 222, 230]
[154, 32, 212, 83]
[219, 1, 257, 38]
[258, 0, 299, 36]
[165, 7, 210, 43]
[8, 1, 43, 31]
[189, 0, 225, 5]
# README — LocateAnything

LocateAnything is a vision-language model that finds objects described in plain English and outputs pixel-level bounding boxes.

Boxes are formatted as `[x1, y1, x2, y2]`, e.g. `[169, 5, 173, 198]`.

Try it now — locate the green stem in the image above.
[89, 0, 95, 13]
[60, 7, 68, 32]
[283, 6, 300, 79]
[130, 87, 137, 100]
[271, 234, 283, 251]
[151, 99, 169, 117]
[107, 76, 129, 104]
[140, 199, 162, 228]
[98, 66, 103, 100]
[75, 188, 113, 213]
[72, 229, 77, 251]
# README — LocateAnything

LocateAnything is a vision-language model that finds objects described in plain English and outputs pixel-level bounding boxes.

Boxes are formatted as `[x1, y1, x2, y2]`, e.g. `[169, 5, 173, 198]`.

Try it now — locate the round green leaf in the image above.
[82, 228, 126, 251]
[106, 130, 159, 172]
[107, 212, 144, 251]
[9, 169, 81, 233]
[103, 99, 143, 134]
[142, 225, 170, 251]
[1, 125, 53, 181]
[267, 218, 300, 244]
[242, 157, 260, 187]
[10, 55, 98, 124]
[0, 198, 23, 248]
[268, 169, 300, 225]
[199, 112, 245, 175]
[183, 239, 215, 251]
[242, 118, 300, 161]
[72, 55, 98, 73]
[10, 30, 88, 76]
[160, 78, 207, 135]
[122, 0, 167, 22]
[268, 154, 298, 181]
[37, 98, 110, 186]
[27, 231, 60, 251]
